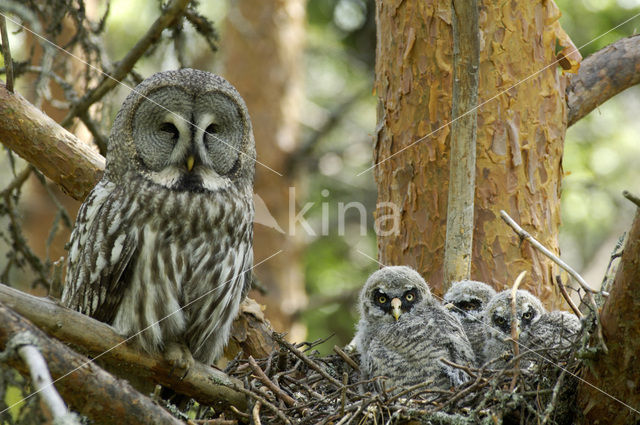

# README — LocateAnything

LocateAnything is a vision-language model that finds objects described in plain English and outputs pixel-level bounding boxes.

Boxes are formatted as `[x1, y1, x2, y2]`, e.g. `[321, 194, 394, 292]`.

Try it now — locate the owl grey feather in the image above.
[443, 280, 496, 366]
[482, 289, 546, 367]
[520, 311, 582, 362]
[62, 69, 255, 367]
[354, 266, 475, 392]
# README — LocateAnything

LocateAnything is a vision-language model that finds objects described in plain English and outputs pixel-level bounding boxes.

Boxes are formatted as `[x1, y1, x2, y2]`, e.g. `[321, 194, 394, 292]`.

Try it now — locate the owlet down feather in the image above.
[354, 266, 475, 391]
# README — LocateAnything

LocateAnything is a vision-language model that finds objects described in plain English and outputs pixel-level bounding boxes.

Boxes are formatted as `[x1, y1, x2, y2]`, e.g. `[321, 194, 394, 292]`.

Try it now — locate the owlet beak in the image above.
[186, 155, 195, 172]
[444, 302, 454, 310]
[390, 298, 402, 321]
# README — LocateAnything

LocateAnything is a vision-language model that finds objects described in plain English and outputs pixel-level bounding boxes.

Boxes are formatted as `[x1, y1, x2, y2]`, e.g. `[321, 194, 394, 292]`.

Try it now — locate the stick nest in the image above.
[188, 330, 586, 425]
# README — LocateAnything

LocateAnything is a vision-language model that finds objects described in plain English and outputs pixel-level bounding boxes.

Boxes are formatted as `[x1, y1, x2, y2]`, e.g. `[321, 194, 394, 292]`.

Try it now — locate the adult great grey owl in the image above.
[482, 289, 546, 366]
[354, 266, 475, 392]
[443, 280, 496, 366]
[62, 69, 255, 369]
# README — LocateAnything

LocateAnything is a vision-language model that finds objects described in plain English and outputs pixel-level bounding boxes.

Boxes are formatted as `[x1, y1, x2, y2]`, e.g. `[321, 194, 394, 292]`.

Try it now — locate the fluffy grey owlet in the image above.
[443, 280, 496, 366]
[354, 266, 475, 392]
[62, 69, 255, 368]
[519, 310, 582, 362]
[482, 289, 546, 366]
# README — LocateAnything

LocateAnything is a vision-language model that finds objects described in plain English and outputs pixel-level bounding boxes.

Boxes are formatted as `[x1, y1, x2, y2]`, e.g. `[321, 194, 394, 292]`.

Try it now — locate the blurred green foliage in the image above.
[555, 1, 640, 279]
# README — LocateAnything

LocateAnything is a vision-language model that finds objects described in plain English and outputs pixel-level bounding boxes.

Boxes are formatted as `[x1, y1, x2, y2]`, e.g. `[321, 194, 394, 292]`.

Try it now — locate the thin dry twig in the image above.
[500, 210, 598, 294]
[0, 15, 14, 92]
[59, 0, 191, 127]
[272, 333, 343, 388]
[555, 275, 583, 319]
[510, 271, 527, 364]
[438, 358, 478, 381]
[247, 355, 295, 407]
[333, 345, 359, 371]
[252, 400, 262, 425]
[0, 165, 33, 198]
[226, 383, 291, 425]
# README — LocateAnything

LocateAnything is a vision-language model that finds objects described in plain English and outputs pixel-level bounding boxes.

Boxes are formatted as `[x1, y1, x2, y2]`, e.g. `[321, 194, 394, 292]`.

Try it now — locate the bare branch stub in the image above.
[567, 34, 640, 127]
[59, 0, 192, 127]
[623, 190, 640, 209]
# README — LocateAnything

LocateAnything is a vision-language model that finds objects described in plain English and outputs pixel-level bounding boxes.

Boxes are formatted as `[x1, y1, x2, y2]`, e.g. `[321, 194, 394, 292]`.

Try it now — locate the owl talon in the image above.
[164, 342, 194, 380]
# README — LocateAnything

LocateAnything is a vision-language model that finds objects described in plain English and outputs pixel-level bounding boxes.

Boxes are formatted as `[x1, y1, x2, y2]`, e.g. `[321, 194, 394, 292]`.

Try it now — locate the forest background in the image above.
[0, 0, 639, 356]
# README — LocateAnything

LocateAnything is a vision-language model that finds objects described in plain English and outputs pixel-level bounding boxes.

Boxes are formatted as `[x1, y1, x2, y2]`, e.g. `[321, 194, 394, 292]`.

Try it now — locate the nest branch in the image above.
[0, 283, 246, 410]
[0, 301, 183, 425]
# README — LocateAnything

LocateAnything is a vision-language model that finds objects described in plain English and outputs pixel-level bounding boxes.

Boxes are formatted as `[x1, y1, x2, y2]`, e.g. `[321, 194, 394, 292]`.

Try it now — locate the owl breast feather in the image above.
[64, 177, 254, 365]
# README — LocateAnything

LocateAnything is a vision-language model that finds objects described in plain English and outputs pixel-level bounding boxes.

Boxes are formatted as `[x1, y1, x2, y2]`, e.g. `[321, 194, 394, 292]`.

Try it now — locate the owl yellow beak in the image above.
[186, 155, 195, 172]
[391, 298, 402, 321]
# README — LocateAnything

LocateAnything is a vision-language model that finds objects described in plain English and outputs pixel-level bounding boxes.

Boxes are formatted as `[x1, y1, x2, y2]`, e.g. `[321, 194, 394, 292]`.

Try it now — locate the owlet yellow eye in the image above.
[405, 293, 414, 301]
[378, 296, 387, 304]
[495, 317, 505, 325]
[523, 312, 532, 320]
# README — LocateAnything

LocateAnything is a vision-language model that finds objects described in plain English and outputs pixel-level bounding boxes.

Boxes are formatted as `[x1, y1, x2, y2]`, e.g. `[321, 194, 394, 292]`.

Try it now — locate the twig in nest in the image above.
[226, 383, 291, 425]
[623, 190, 640, 208]
[509, 270, 527, 390]
[333, 345, 359, 371]
[555, 275, 583, 319]
[439, 358, 479, 380]
[247, 356, 295, 407]
[252, 401, 262, 425]
[229, 405, 249, 419]
[335, 412, 353, 425]
[541, 368, 568, 425]
[340, 372, 348, 415]
[385, 380, 435, 404]
[272, 333, 344, 388]
[434, 371, 486, 412]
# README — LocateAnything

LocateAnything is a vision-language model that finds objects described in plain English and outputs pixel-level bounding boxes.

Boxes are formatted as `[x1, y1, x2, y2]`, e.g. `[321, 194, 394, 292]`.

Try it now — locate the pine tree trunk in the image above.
[577, 208, 640, 424]
[223, 0, 308, 333]
[374, 0, 571, 307]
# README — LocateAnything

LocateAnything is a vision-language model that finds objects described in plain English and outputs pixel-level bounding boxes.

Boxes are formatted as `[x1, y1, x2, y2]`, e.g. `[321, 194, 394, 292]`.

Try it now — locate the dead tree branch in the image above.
[577, 209, 640, 424]
[0, 83, 104, 201]
[0, 301, 183, 425]
[443, 0, 479, 289]
[17, 344, 75, 422]
[59, 0, 192, 127]
[567, 35, 640, 127]
[2, 332, 81, 424]
[0, 283, 247, 410]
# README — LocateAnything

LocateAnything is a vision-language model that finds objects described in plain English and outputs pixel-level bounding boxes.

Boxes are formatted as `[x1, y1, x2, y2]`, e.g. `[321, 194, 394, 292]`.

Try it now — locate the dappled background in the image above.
[1, 0, 639, 357]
